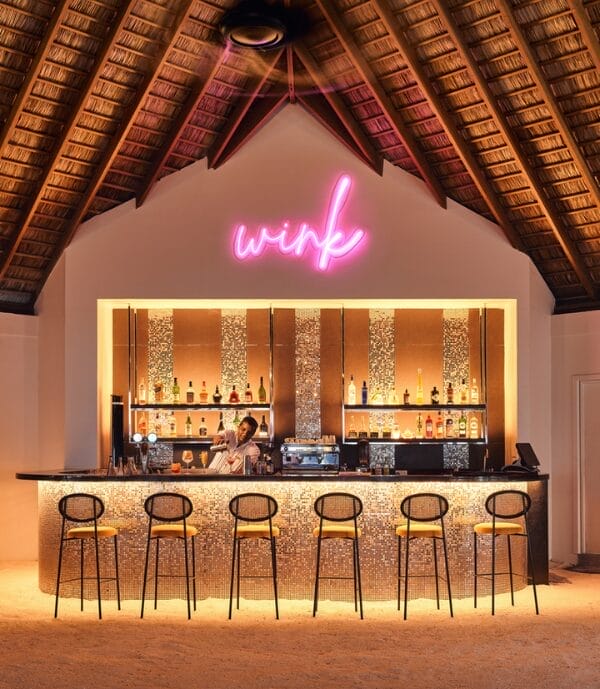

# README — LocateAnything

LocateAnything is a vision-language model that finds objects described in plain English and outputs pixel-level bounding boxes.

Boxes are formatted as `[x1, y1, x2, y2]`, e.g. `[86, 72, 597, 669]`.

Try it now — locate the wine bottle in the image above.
[458, 410, 467, 438]
[470, 378, 479, 404]
[213, 385, 222, 403]
[172, 377, 180, 404]
[416, 368, 424, 405]
[347, 375, 356, 405]
[257, 376, 267, 403]
[436, 411, 444, 438]
[186, 380, 195, 404]
[168, 412, 177, 437]
[184, 414, 193, 437]
[361, 380, 368, 405]
[199, 380, 208, 404]
[138, 377, 147, 405]
[217, 412, 225, 434]
[425, 414, 433, 438]
[199, 416, 207, 437]
[459, 378, 468, 404]
[259, 414, 268, 436]
[232, 408, 241, 427]
[244, 382, 253, 403]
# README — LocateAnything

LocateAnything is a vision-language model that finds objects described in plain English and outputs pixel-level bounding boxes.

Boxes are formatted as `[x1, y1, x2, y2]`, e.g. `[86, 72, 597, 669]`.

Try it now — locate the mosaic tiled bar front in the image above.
[37, 477, 540, 603]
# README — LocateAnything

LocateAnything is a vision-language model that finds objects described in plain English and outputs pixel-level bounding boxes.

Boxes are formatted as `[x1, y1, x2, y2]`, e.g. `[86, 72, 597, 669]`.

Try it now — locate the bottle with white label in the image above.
[347, 375, 356, 405]
[138, 378, 147, 405]
[470, 378, 479, 404]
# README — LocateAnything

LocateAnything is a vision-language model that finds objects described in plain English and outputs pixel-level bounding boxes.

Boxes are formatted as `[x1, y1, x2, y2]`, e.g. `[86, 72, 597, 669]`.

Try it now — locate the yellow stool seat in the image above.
[474, 521, 523, 536]
[234, 523, 280, 538]
[396, 523, 442, 538]
[313, 523, 361, 538]
[151, 523, 198, 539]
[67, 525, 118, 539]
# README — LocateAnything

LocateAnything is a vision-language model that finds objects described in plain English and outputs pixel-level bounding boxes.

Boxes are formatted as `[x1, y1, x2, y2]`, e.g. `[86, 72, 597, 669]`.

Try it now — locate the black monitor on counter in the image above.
[515, 442, 540, 468]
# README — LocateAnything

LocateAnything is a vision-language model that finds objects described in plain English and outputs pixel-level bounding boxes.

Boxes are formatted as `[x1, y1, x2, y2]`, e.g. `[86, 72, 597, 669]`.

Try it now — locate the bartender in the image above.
[209, 415, 260, 474]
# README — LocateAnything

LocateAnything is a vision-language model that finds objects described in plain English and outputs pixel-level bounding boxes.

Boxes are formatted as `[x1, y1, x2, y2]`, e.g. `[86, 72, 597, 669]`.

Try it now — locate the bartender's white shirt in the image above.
[209, 429, 260, 473]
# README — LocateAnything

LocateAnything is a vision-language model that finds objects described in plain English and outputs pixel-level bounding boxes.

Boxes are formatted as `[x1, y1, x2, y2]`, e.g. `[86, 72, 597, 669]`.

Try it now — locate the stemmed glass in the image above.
[182, 450, 194, 473]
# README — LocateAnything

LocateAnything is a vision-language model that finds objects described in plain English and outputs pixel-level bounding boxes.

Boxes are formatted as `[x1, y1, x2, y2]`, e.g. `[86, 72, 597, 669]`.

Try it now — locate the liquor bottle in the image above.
[361, 380, 368, 405]
[258, 376, 267, 403]
[184, 414, 193, 437]
[403, 388, 410, 405]
[458, 410, 467, 438]
[244, 382, 253, 403]
[425, 414, 433, 439]
[199, 416, 207, 437]
[370, 387, 383, 404]
[445, 412, 454, 438]
[216, 412, 225, 434]
[138, 378, 147, 405]
[168, 412, 177, 437]
[229, 385, 239, 404]
[436, 411, 444, 438]
[392, 422, 401, 439]
[469, 415, 479, 439]
[470, 378, 480, 404]
[358, 416, 368, 438]
[382, 421, 392, 439]
[416, 412, 423, 439]
[259, 414, 269, 436]
[431, 386, 440, 405]
[186, 380, 195, 404]
[446, 381, 454, 404]
[416, 368, 424, 405]
[153, 412, 163, 436]
[172, 377, 180, 403]
[137, 411, 147, 435]
[459, 378, 468, 404]
[153, 380, 163, 403]
[233, 408, 241, 428]
[347, 414, 358, 439]
[213, 385, 222, 404]
[199, 381, 208, 404]
[387, 387, 399, 405]
[347, 375, 356, 405]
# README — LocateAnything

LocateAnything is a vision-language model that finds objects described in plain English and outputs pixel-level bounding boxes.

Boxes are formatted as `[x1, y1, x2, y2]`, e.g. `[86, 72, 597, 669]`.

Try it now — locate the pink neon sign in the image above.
[232, 174, 366, 271]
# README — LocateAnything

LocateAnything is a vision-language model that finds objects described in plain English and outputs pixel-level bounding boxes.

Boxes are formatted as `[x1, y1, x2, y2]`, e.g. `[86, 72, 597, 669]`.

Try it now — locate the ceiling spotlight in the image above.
[220, 0, 288, 50]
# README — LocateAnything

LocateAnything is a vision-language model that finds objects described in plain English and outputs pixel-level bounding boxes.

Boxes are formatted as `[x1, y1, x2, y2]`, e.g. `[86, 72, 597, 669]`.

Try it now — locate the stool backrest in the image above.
[229, 493, 278, 522]
[314, 492, 363, 521]
[144, 492, 194, 522]
[485, 490, 531, 519]
[58, 493, 104, 522]
[400, 493, 449, 522]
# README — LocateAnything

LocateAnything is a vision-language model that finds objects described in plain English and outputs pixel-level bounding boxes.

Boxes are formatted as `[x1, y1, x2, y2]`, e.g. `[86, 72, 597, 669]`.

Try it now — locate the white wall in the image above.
[0, 312, 38, 559]
[551, 311, 600, 563]
[21, 104, 559, 561]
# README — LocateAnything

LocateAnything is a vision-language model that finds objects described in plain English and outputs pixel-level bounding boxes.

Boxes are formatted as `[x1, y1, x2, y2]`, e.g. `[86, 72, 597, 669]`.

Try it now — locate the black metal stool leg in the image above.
[191, 536, 197, 612]
[153, 539, 160, 610]
[473, 531, 478, 609]
[80, 540, 84, 612]
[403, 535, 410, 620]
[313, 535, 322, 617]
[271, 536, 279, 620]
[183, 534, 191, 620]
[525, 532, 540, 615]
[441, 530, 453, 617]
[491, 533, 497, 616]
[354, 537, 363, 620]
[54, 532, 65, 619]
[94, 535, 102, 619]
[228, 533, 237, 620]
[397, 536, 402, 611]
[236, 539, 242, 610]
[113, 535, 121, 610]
[432, 538, 440, 610]
[507, 534, 515, 606]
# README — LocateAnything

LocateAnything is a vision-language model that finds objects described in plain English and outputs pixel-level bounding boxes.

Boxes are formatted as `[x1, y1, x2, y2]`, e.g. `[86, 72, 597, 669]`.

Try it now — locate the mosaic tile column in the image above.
[443, 308, 470, 470]
[369, 309, 395, 468]
[147, 308, 174, 468]
[295, 309, 321, 439]
[221, 309, 247, 429]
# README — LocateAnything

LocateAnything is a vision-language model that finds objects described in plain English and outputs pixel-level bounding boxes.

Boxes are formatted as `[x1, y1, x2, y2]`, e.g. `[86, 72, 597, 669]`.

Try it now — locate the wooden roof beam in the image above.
[315, 0, 446, 208]
[294, 43, 383, 175]
[207, 48, 285, 169]
[0, 1, 137, 282]
[372, 0, 524, 251]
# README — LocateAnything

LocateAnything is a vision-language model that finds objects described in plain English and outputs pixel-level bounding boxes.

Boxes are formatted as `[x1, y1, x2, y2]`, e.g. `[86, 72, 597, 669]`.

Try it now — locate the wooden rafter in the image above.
[449, 0, 598, 297]
[0, 1, 136, 282]
[207, 49, 285, 169]
[372, 0, 525, 251]
[294, 43, 383, 175]
[315, 0, 446, 208]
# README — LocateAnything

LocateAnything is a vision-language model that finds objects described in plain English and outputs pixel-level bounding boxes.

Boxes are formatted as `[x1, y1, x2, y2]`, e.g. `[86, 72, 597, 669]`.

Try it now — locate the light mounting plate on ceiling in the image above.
[219, 0, 292, 50]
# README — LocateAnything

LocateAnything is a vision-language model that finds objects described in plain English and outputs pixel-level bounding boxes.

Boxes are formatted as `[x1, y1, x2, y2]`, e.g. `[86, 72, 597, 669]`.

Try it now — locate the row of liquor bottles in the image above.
[345, 410, 481, 440]
[346, 370, 481, 406]
[135, 409, 270, 438]
[136, 376, 268, 405]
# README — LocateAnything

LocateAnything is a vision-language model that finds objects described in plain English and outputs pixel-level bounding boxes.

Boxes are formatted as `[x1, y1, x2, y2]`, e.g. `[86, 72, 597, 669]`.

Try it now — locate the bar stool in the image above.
[396, 492, 453, 620]
[312, 492, 363, 619]
[141, 492, 198, 619]
[473, 489, 539, 615]
[54, 492, 121, 619]
[229, 492, 280, 619]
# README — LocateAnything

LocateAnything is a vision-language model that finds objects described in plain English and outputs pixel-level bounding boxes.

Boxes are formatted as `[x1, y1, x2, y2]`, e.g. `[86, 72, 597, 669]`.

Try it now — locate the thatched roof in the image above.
[0, 0, 599, 314]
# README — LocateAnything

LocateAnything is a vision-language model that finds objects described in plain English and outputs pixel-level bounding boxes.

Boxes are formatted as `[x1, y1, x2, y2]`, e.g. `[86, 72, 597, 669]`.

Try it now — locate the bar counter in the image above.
[17, 470, 548, 602]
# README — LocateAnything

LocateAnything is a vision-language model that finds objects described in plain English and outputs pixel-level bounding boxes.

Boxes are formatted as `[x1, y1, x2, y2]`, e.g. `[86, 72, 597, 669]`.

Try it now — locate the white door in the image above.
[578, 376, 600, 553]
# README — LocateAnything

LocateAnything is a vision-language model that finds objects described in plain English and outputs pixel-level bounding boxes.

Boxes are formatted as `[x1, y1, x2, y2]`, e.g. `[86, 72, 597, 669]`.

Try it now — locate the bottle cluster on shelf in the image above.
[136, 375, 268, 406]
[346, 370, 481, 407]
[345, 408, 482, 441]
